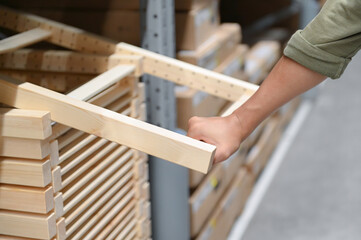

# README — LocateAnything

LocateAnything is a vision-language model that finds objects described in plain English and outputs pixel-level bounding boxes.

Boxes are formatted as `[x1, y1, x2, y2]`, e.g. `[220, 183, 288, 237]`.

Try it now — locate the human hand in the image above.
[187, 114, 243, 164]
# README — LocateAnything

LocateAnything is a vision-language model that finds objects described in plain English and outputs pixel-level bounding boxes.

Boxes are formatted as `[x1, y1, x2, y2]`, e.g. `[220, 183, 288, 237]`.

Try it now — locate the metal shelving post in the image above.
[140, 0, 190, 239]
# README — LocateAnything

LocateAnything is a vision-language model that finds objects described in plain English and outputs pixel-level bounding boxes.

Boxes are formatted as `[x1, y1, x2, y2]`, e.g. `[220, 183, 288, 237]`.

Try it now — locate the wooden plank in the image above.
[0, 6, 117, 55]
[51, 166, 62, 193]
[0, 28, 51, 54]
[115, 219, 136, 240]
[56, 218, 66, 240]
[49, 140, 60, 167]
[0, 235, 36, 240]
[66, 65, 135, 102]
[65, 165, 134, 226]
[0, 108, 52, 139]
[116, 42, 259, 102]
[0, 210, 56, 239]
[0, 136, 50, 159]
[0, 157, 51, 187]
[54, 192, 64, 219]
[0, 76, 215, 173]
[0, 50, 143, 76]
[0, 185, 53, 214]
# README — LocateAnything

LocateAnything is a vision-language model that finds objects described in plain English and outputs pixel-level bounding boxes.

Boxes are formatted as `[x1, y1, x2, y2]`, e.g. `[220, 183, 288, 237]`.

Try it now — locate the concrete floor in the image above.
[242, 51, 361, 240]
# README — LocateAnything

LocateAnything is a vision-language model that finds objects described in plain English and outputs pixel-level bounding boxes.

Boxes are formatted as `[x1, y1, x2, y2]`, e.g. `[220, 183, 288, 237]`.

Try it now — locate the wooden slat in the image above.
[115, 219, 136, 240]
[66, 65, 135, 102]
[67, 181, 134, 239]
[0, 6, 117, 55]
[0, 157, 51, 187]
[96, 199, 136, 240]
[0, 49, 143, 76]
[63, 150, 133, 213]
[0, 210, 56, 239]
[116, 42, 259, 102]
[0, 76, 215, 173]
[61, 141, 118, 186]
[65, 166, 134, 226]
[0, 108, 51, 139]
[0, 136, 50, 159]
[0, 185, 53, 214]
[0, 235, 36, 240]
[0, 28, 51, 54]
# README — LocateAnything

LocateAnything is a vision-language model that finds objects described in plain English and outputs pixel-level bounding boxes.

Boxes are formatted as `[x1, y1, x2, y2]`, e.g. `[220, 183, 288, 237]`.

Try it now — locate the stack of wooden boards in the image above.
[0, 5, 261, 240]
[0, 78, 151, 239]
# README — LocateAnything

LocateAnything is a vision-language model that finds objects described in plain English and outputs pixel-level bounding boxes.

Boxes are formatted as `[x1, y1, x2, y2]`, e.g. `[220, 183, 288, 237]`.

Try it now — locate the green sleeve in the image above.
[284, 0, 361, 79]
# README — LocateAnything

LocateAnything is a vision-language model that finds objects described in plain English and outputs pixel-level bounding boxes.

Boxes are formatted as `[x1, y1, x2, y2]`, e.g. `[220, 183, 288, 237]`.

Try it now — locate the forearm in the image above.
[232, 55, 327, 140]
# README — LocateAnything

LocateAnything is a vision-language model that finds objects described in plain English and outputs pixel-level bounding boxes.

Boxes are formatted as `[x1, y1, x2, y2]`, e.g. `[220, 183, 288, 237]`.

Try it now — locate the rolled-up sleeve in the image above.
[284, 0, 361, 79]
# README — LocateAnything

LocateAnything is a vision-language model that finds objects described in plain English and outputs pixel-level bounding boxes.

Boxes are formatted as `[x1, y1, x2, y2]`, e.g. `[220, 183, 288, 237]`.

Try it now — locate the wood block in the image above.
[49, 140, 60, 168]
[0, 108, 52, 139]
[0, 210, 56, 239]
[0, 76, 215, 173]
[0, 157, 52, 187]
[0, 185, 54, 214]
[0, 137, 50, 159]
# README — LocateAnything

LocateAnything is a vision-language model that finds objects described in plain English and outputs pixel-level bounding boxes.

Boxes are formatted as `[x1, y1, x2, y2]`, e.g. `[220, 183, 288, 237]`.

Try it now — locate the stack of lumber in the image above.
[0, 5, 261, 240]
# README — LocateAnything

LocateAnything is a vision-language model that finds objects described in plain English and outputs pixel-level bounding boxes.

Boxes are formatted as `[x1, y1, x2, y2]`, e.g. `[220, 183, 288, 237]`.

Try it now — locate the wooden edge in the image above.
[56, 217, 66, 240]
[0, 108, 52, 139]
[109, 54, 144, 77]
[116, 42, 259, 102]
[51, 166, 62, 193]
[0, 76, 215, 173]
[0, 28, 51, 54]
[49, 140, 60, 167]
[54, 192, 64, 219]
[220, 94, 251, 117]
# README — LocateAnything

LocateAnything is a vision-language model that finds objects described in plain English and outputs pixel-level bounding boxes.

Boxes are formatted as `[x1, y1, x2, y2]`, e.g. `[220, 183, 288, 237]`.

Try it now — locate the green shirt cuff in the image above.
[284, 30, 351, 79]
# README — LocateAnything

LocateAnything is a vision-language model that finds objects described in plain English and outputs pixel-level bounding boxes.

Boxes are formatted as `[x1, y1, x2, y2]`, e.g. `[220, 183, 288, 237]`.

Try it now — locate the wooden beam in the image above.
[0, 185, 54, 214]
[0, 6, 117, 54]
[0, 210, 56, 239]
[0, 108, 52, 139]
[0, 157, 52, 187]
[0, 28, 51, 54]
[0, 76, 215, 173]
[66, 65, 135, 102]
[116, 42, 259, 102]
[0, 136, 50, 159]
[0, 49, 143, 76]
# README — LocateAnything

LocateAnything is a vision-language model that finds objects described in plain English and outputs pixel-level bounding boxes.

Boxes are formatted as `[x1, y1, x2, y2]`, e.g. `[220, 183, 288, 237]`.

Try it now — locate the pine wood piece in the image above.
[0, 76, 215, 173]
[0, 108, 51, 139]
[49, 140, 60, 167]
[0, 136, 50, 159]
[115, 219, 136, 240]
[0, 28, 51, 54]
[0, 49, 143, 76]
[66, 65, 135, 102]
[0, 157, 51, 187]
[0, 210, 56, 239]
[116, 43, 259, 102]
[0, 185, 53, 214]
